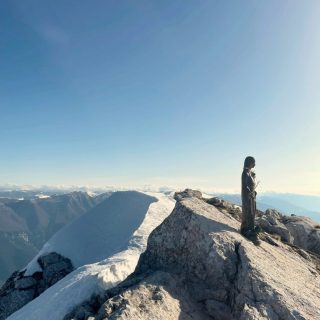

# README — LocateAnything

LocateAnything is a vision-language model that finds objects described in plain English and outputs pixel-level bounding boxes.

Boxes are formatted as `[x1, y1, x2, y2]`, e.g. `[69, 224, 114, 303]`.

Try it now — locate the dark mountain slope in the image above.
[0, 192, 110, 284]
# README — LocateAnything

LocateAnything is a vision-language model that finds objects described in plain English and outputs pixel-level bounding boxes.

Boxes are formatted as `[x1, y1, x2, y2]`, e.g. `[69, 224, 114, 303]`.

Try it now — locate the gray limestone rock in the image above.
[256, 209, 320, 256]
[174, 189, 203, 201]
[283, 215, 320, 254]
[95, 271, 212, 320]
[257, 209, 293, 242]
[206, 196, 244, 222]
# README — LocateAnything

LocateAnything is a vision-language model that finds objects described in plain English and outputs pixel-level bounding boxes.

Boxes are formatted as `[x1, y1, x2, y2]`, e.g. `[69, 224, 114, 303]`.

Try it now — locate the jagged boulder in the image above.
[38, 252, 73, 287]
[257, 209, 320, 255]
[67, 190, 320, 320]
[174, 189, 202, 201]
[257, 209, 293, 242]
[206, 196, 244, 222]
[283, 215, 320, 254]
[0, 252, 73, 320]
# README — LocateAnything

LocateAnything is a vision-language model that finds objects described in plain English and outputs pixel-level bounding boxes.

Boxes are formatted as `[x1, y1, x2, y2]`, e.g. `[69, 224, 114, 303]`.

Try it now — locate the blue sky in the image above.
[1, 0, 320, 194]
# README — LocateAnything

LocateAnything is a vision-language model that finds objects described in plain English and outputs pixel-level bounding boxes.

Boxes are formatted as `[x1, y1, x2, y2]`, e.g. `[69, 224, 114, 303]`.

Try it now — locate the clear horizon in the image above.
[1, 183, 320, 197]
[1, 1, 320, 195]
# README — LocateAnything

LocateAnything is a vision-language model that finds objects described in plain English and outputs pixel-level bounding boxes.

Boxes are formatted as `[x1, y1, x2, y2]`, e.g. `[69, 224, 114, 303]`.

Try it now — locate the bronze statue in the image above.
[241, 156, 260, 244]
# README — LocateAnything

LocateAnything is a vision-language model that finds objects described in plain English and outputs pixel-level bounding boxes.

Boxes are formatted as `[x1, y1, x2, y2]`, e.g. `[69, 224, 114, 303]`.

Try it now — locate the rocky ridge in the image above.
[207, 194, 320, 257]
[66, 189, 320, 320]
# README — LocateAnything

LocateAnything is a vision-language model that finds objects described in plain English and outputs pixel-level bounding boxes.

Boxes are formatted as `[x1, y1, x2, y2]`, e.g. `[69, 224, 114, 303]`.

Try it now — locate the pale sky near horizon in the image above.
[1, 1, 320, 194]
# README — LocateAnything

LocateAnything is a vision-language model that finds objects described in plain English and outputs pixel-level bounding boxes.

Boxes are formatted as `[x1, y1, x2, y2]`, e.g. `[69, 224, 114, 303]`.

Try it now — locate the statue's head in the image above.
[244, 156, 255, 169]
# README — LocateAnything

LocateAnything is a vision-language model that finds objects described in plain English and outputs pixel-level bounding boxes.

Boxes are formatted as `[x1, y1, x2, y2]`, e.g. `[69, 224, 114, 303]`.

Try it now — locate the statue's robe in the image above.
[241, 168, 256, 234]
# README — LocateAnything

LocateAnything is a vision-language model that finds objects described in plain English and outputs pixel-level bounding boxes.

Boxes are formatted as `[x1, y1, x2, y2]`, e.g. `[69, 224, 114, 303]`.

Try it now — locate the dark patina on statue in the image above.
[241, 156, 260, 245]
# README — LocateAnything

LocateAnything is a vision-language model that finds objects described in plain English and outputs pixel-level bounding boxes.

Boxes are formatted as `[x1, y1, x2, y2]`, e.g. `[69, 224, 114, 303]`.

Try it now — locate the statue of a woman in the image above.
[241, 156, 260, 244]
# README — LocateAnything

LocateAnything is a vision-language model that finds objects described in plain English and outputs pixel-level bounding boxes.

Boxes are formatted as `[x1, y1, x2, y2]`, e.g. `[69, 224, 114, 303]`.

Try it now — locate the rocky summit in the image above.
[66, 190, 320, 320]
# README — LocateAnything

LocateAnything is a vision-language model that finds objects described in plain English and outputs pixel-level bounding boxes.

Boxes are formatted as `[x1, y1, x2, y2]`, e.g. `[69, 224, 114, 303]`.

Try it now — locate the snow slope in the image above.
[25, 191, 156, 274]
[8, 192, 175, 320]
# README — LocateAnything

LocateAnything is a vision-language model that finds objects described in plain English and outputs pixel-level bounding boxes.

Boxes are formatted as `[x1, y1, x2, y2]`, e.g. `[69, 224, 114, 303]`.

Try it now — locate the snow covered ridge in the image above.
[25, 191, 159, 274]
[3, 191, 175, 320]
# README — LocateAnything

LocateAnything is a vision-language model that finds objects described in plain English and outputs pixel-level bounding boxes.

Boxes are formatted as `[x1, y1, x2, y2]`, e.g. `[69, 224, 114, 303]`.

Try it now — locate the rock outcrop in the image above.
[208, 196, 320, 256]
[257, 209, 320, 255]
[66, 190, 320, 320]
[0, 252, 73, 319]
